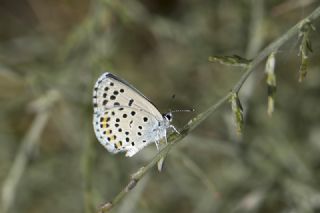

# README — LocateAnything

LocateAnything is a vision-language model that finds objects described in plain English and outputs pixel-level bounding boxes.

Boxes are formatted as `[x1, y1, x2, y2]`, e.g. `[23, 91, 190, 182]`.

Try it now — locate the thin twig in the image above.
[1, 90, 59, 213]
[98, 5, 320, 212]
[117, 174, 150, 213]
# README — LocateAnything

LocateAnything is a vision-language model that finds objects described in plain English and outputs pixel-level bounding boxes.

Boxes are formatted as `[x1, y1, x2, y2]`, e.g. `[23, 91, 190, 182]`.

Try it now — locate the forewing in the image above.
[93, 106, 163, 157]
[93, 72, 162, 120]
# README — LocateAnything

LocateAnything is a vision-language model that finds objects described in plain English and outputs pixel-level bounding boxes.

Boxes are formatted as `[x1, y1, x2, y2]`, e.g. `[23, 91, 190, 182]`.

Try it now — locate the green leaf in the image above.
[209, 55, 252, 67]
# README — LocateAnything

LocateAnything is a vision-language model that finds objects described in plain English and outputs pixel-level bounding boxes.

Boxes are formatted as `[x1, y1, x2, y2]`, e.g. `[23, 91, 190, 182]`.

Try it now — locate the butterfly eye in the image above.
[163, 113, 172, 121]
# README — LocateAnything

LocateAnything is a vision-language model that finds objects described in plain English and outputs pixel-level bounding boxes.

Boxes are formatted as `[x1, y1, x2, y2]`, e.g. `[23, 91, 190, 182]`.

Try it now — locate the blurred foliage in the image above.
[1, 0, 320, 213]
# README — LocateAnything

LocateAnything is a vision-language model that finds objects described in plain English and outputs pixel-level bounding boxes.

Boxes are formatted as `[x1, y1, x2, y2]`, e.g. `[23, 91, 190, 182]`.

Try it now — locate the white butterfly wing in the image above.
[93, 106, 165, 157]
[93, 72, 162, 120]
[92, 72, 168, 157]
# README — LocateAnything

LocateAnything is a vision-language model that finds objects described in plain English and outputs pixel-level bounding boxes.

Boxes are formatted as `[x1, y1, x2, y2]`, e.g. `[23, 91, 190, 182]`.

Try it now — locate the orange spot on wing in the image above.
[101, 116, 108, 129]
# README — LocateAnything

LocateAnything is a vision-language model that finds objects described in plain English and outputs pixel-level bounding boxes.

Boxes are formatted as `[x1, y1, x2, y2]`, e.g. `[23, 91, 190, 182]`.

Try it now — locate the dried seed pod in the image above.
[298, 20, 315, 82]
[265, 52, 277, 116]
[230, 92, 244, 134]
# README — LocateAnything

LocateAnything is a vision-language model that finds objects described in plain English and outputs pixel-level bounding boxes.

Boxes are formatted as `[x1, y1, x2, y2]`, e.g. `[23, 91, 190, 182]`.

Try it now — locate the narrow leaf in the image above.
[209, 55, 252, 67]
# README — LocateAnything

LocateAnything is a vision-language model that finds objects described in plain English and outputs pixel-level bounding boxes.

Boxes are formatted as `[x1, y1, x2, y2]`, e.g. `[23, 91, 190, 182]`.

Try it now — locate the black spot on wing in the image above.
[128, 99, 134, 106]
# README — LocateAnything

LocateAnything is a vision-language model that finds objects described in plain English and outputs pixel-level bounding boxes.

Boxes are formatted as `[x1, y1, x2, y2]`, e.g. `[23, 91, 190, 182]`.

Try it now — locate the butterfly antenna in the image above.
[168, 94, 195, 113]
[171, 109, 195, 113]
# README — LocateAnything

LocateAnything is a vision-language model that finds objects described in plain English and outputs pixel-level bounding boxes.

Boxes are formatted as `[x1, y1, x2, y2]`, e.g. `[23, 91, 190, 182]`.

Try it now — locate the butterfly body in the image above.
[93, 72, 173, 157]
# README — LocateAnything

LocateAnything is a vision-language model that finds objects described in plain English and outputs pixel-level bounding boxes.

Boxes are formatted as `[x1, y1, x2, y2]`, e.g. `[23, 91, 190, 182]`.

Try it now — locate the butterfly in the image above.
[92, 72, 179, 157]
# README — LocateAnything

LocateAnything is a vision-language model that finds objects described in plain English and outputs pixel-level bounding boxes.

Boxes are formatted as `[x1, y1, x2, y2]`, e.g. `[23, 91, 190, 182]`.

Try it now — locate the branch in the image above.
[98, 5, 320, 212]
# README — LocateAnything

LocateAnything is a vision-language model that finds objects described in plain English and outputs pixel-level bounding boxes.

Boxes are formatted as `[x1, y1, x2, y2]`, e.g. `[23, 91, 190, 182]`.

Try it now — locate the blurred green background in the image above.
[1, 0, 320, 213]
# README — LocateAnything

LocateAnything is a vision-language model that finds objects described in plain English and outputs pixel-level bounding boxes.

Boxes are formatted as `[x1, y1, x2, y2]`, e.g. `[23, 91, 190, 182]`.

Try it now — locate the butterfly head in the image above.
[163, 112, 173, 122]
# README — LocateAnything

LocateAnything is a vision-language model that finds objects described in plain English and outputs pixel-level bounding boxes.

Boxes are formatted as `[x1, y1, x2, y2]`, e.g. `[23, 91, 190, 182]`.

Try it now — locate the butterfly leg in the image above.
[164, 135, 168, 144]
[155, 140, 160, 150]
[170, 125, 180, 135]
